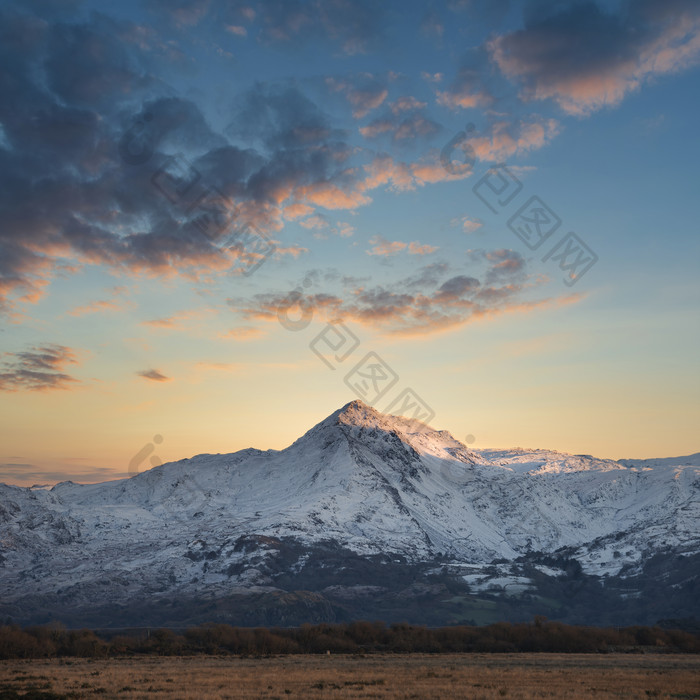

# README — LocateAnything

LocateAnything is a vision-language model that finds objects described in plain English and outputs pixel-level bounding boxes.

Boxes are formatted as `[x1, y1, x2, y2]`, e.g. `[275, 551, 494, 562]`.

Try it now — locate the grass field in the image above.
[1, 653, 698, 699]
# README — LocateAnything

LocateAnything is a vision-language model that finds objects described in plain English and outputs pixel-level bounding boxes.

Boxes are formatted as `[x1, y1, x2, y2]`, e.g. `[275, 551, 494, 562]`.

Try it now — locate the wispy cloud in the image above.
[67, 286, 133, 317]
[454, 217, 483, 234]
[141, 308, 216, 330]
[366, 236, 438, 257]
[0, 463, 127, 486]
[326, 73, 388, 117]
[219, 326, 266, 341]
[231, 255, 584, 336]
[137, 369, 171, 382]
[0, 345, 80, 392]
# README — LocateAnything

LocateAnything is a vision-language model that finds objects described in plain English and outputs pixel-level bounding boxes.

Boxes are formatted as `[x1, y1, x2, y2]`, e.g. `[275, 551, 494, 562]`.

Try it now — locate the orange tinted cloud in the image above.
[141, 308, 216, 330]
[465, 118, 560, 162]
[67, 298, 132, 317]
[219, 326, 266, 341]
[366, 236, 407, 256]
[299, 182, 372, 210]
[408, 241, 438, 255]
[326, 75, 388, 118]
[489, 2, 700, 116]
[232, 257, 584, 337]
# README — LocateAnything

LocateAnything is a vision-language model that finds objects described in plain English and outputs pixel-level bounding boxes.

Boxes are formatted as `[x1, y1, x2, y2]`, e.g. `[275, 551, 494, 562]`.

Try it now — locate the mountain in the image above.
[1, 400, 698, 628]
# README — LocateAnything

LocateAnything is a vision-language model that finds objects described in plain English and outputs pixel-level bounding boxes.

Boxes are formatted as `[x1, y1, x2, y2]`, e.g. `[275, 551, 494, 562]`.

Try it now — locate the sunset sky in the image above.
[1, 0, 699, 486]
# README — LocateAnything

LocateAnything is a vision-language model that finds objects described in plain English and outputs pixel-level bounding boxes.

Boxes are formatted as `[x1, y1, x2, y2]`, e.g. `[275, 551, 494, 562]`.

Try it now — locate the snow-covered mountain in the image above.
[1, 400, 698, 627]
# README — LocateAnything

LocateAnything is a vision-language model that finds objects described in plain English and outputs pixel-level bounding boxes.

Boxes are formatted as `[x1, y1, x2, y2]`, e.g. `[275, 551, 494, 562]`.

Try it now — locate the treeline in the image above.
[1, 618, 699, 659]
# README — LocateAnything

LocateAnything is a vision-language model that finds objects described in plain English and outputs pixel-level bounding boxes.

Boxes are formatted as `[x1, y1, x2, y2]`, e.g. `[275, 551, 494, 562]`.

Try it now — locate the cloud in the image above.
[0, 344, 80, 392]
[483, 248, 526, 283]
[366, 236, 436, 257]
[141, 308, 215, 330]
[410, 152, 473, 183]
[359, 97, 441, 142]
[0, 463, 127, 486]
[391, 96, 427, 113]
[231, 254, 583, 336]
[219, 326, 266, 340]
[0, 4, 247, 314]
[252, 0, 385, 54]
[297, 181, 372, 210]
[488, 0, 700, 116]
[326, 73, 388, 118]
[193, 362, 243, 373]
[67, 299, 128, 317]
[465, 117, 560, 162]
[0, 4, 566, 320]
[67, 286, 132, 316]
[1, 10, 387, 317]
[455, 217, 483, 233]
[137, 369, 171, 382]
[299, 215, 353, 238]
[358, 150, 474, 197]
[420, 10, 444, 40]
[146, 0, 211, 27]
[366, 236, 407, 256]
[336, 222, 355, 238]
[271, 243, 308, 258]
[299, 214, 331, 230]
[283, 203, 315, 220]
[225, 24, 247, 37]
[436, 63, 494, 110]
[408, 241, 438, 255]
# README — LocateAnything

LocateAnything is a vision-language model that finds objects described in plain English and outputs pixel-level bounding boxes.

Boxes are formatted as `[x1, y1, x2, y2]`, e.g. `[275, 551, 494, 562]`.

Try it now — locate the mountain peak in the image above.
[336, 399, 377, 421]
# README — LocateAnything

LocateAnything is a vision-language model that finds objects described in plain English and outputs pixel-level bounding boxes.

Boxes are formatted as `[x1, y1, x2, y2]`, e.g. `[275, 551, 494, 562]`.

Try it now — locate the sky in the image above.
[1, 0, 699, 486]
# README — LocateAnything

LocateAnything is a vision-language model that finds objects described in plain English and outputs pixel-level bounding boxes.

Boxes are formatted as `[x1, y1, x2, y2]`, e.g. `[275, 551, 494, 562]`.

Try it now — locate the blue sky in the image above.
[0, 0, 699, 485]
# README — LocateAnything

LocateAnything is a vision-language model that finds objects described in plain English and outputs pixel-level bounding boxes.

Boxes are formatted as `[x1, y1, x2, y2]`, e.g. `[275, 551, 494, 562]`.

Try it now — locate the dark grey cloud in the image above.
[137, 369, 171, 382]
[0, 345, 79, 391]
[45, 16, 153, 108]
[256, 0, 385, 54]
[435, 275, 480, 301]
[0, 2, 361, 315]
[146, 0, 384, 54]
[230, 253, 571, 335]
[145, 0, 211, 27]
[489, 0, 700, 115]
[227, 83, 346, 152]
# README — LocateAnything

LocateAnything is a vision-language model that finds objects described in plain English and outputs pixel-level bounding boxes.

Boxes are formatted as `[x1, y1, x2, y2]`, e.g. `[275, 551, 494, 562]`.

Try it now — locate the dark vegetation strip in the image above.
[0, 618, 699, 659]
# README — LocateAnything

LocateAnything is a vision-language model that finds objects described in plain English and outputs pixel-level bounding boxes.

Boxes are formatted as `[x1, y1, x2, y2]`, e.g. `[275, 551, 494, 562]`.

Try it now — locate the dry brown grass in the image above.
[1, 653, 699, 699]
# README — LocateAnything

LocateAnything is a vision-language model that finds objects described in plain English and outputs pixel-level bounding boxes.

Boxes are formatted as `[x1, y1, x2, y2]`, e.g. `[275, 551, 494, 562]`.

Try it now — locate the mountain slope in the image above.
[1, 400, 698, 627]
